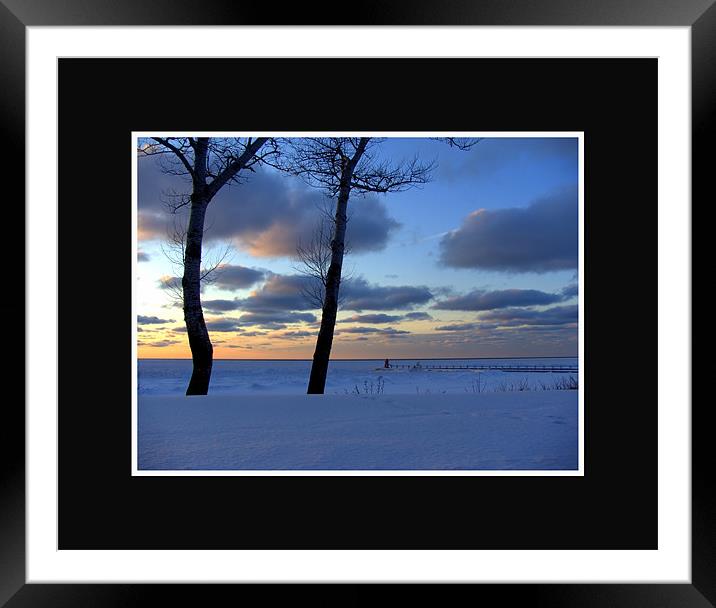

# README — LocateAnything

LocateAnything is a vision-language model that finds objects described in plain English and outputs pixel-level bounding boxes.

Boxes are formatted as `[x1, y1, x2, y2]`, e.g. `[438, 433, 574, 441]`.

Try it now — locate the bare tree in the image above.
[279, 137, 439, 394]
[160, 217, 232, 305]
[294, 209, 352, 310]
[294, 216, 333, 310]
[138, 137, 277, 395]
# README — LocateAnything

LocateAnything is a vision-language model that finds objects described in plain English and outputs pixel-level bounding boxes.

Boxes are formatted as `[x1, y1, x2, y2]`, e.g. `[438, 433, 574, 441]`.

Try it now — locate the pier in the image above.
[386, 363, 578, 373]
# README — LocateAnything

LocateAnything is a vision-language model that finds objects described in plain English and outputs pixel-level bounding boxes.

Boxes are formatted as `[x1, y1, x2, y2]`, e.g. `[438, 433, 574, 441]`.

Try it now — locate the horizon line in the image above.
[138, 355, 578, 362]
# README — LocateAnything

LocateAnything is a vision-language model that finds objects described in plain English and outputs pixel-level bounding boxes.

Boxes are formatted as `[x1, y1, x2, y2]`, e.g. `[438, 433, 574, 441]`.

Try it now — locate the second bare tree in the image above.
[280, 137, 435, 394]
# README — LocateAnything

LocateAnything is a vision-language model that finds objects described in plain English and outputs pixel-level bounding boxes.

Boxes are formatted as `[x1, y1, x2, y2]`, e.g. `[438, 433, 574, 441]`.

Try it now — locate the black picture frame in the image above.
[3, 1, 705, 605]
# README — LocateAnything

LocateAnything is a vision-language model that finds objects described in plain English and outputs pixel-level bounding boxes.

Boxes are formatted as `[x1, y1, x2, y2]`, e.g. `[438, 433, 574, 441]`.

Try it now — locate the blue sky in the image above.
[136, 136, 579, 359]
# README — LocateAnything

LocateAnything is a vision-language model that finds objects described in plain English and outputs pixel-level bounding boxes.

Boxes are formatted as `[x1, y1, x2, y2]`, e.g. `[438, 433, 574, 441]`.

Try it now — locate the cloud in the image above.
[158, 275, 182, 291]
[233, 274, 314, 313]
[212, 265, 265, 291]
[141, 339, 180, 348]
[279, 330, 314, 338]
[479, 305, 578, 327]
[203, 299, 242, 313]
[200, 274, 318, 330]
[404, 311, 433, 321]
[440, 137, 578, 182]
[238, 311, 316, 327]
[338, 326, 410, 336]
[438, 188, 578, 273]
[137, 157, 185, 241]
[137, 250, 150, 262]
[398, 322, 577, 356]
[235, 274, 434, 314]
[561, 283, 579, 299]
[158, 274, 212, 297]
[433, 288, 563, 311]
[205, 318, 244, 332]
[138, 160, 400, 257]
[343, 313, 404, 324]
[137, 315, 171, 325]
[204, 310, 316, 332]
[202, 273, 435, 324]
[342, 311, 434, 324]
[341, 277, 433, 312]
[251, 322, 286, 330]
[157, 267, 263, 299]
[435, 323, 478, 331]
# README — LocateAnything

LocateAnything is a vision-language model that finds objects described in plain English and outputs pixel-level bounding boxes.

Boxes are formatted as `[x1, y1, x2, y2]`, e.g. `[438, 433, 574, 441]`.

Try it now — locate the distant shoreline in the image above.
[139, 355, 578, 362]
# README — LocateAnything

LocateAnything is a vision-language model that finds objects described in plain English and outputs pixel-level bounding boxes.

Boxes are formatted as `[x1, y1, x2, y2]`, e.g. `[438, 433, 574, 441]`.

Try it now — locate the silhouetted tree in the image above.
[280, 137, 439, 394]
[138, 137, 277, 395]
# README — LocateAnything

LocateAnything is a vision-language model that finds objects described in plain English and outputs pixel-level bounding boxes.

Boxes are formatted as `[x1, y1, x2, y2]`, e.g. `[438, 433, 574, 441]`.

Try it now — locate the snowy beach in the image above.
[137, 358, 579, 471]
[138, 391, 577, 471]
[137, 357, 579, 471]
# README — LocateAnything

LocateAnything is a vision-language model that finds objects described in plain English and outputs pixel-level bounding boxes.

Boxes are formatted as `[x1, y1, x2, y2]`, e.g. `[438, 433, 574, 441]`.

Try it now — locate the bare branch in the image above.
[350, 155, 435, 193]
[158, 274, 184, 306]
[293, 212, 352, 310]
[432, 137, 483, 151]
[293, 216, 334, 309]
[276, 137, 436, 196]
[141, 136, 281, 201]
[204, 137, 277, 199]
[150, 137, 196, 178]
[200, 244, 233, 284]
[159, 216, 234, 305]
[161, 189, 192, 214]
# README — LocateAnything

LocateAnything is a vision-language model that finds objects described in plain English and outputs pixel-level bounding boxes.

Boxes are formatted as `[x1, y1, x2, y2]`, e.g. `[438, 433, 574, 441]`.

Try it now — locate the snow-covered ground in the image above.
[138, 357, 578, 396]
[138, 391, 578, 471]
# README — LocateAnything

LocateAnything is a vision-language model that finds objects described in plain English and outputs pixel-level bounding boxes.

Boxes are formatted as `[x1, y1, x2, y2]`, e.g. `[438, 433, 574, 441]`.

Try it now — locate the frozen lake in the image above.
[138, 357, 578, 396]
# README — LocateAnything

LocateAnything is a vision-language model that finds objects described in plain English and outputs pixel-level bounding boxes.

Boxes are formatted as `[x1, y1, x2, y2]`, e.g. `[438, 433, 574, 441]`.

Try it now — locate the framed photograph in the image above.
[132, 128, 584, 477]
[4, 0, 704, 605]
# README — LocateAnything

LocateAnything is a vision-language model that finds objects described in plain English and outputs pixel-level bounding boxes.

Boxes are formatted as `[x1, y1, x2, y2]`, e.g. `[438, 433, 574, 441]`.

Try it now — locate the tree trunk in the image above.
[183, 196, 213, 395]
[307, 186, 350, 394]
[307, 140, 369, 395]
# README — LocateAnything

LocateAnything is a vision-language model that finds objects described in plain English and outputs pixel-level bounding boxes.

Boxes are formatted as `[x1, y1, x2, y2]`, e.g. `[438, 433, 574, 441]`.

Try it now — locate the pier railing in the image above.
[386, 363, 578, 373]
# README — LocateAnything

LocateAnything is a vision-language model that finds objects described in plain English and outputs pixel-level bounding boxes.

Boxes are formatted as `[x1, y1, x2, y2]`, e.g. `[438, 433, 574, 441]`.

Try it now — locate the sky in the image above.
[136, 136, 579, 359]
